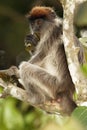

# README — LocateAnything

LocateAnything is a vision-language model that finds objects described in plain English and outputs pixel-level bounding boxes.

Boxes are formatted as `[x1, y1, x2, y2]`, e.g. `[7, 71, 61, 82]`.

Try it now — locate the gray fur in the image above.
[19, 7, 77, 115]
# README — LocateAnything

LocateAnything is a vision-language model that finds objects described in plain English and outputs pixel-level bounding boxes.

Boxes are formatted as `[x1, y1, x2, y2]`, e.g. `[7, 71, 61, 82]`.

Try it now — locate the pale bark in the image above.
[60, 0, 87, 104]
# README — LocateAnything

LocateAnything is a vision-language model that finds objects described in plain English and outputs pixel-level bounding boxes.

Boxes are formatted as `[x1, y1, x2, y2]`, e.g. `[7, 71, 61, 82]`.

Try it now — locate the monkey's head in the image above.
[26, 6, 59, 37]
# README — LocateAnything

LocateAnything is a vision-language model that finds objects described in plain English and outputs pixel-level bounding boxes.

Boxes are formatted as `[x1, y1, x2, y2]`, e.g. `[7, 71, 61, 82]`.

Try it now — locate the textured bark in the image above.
[61, 0, 87, 104]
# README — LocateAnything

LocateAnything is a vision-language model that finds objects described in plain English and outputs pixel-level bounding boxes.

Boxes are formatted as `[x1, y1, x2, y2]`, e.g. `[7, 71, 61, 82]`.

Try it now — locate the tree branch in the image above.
[0, 78, 30, 101]
[60, 0, 87, 104]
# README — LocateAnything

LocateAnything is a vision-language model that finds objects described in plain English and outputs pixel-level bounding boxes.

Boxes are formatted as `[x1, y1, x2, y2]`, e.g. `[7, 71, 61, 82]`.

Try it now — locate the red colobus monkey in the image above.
[19, 6, 78, 115]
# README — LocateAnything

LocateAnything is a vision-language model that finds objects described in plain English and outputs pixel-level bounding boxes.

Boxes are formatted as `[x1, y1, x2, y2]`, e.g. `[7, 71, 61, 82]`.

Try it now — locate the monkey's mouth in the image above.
[24, 32, 40, 52]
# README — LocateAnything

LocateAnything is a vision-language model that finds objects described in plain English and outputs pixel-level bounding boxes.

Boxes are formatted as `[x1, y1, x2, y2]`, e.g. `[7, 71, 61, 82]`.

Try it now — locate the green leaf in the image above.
[81, 64, 87, 76]
[3, 98, 24, 130]
[72, 106, 87, 128]
[0, 86, 4, 93]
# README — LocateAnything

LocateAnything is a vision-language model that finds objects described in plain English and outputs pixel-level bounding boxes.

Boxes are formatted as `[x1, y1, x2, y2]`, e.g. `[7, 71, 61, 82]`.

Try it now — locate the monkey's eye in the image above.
[36, 19, 43, 26]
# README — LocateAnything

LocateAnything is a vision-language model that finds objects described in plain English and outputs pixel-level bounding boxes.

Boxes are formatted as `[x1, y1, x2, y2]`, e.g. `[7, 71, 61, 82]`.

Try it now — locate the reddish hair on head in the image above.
[26, 6, 54, 20]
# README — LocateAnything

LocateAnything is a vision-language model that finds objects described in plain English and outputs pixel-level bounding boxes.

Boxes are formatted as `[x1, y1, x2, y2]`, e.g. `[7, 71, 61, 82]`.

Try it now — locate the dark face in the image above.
[24, 18, 44, 53]
[30, 18, 44, 33]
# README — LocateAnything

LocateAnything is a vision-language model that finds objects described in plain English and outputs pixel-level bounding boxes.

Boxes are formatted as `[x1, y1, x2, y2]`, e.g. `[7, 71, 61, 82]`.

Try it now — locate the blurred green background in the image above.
[0, 0, 87, 130]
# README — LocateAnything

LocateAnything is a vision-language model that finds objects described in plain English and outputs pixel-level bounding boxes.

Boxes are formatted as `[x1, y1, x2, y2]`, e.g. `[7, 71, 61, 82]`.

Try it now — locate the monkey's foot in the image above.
[37, 99, 61, 115]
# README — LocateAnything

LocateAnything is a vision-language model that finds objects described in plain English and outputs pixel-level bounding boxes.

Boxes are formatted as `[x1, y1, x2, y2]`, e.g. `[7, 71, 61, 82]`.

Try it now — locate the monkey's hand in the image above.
[0, 66, 21, 87]
[24, 33, 40, 52]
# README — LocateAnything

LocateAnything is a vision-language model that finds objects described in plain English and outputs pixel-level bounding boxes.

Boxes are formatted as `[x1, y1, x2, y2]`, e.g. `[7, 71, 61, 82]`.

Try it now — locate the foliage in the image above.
[0, 0, 87, 130]
[0, 96, 87, 130]
[72, 106, 87, 129]
[0, 97, 54, 130]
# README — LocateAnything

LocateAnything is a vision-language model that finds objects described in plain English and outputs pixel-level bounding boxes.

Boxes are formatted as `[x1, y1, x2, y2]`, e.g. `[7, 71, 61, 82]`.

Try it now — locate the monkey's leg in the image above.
[19, 62, 66, 98]
[24, 82, 51, 105]
[0, 66, 52, 105]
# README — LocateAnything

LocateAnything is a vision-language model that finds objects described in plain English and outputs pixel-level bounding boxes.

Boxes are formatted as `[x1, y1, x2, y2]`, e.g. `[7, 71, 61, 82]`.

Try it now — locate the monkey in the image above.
[19, 6, 78, 115]
[1, 6, 84, 115]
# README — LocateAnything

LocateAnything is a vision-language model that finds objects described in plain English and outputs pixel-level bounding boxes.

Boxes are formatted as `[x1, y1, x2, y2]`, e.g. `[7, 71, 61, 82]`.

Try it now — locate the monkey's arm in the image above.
[29, 51, 45, 64]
